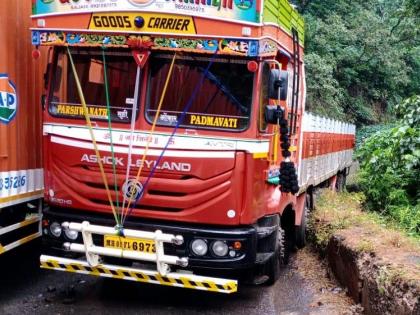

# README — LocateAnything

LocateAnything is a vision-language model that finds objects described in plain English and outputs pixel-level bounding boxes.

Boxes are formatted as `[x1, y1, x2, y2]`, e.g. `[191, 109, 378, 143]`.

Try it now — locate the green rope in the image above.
[102, 46, 121, 226]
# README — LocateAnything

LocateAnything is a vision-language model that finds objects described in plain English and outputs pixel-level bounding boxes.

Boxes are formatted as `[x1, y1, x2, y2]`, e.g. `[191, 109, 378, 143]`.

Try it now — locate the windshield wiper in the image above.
[198, 67, 249, 115]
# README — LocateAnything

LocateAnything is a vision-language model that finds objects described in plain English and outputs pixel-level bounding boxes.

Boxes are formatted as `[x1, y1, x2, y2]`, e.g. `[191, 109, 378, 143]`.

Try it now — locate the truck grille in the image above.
[51, 159, 233, 213]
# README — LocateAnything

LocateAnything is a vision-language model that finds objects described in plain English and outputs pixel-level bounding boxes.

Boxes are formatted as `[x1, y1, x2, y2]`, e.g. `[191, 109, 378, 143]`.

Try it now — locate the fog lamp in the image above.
[64, 229, 79, 240]
[191, 239, 208, 256]
[211, 240, 229, 257]
[50, 222, 62, 238]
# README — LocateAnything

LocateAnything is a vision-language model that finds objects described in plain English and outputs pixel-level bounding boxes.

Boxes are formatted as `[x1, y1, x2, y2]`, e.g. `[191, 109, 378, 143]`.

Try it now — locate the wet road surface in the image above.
[0, 241, 357, 315]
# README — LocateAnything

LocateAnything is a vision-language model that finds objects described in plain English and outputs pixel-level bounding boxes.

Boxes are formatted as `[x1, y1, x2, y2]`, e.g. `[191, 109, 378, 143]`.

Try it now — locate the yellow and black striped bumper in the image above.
[40, 255, 238, 294]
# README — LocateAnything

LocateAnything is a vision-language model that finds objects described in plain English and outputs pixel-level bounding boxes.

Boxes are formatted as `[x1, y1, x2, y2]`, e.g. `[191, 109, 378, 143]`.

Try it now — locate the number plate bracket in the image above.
[61, 221, 187, 276]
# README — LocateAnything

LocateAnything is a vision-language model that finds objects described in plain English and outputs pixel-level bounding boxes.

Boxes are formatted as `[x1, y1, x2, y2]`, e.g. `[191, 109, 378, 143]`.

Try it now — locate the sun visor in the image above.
[277, 48, 292, 61]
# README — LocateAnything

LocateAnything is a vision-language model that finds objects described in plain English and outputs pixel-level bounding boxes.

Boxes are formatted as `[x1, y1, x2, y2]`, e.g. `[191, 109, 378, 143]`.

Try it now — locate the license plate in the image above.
[104, 235, 156, 253]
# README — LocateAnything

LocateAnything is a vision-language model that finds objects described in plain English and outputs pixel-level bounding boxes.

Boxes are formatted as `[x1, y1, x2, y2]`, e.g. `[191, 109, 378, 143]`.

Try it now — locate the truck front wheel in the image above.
[265, 225, 286, 285]
[295, 193, 310, 249]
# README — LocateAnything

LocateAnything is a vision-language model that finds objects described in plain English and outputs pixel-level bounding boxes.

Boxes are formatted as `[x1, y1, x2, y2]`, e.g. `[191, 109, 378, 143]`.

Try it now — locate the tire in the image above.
[308, 188, 315, 211]
[295, 194, 309, 249]
[335, 172, 346, 192]
[265, 226, 286, 285]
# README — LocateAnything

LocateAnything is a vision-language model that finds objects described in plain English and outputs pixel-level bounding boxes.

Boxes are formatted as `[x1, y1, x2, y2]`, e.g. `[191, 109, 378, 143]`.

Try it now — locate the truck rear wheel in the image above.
[295, 194, 310, 249]
[335, 171, 347, 192]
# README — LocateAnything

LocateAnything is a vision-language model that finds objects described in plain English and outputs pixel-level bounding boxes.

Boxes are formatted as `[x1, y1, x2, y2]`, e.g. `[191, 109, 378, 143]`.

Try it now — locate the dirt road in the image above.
[0, 242, 359, 315]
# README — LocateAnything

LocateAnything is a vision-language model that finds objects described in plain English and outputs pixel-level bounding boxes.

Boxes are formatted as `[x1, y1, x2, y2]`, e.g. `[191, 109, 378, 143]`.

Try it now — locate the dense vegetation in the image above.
[357, 96, 419, 235]
[294, 0, 419, 125]
[293, 1, 419, 234]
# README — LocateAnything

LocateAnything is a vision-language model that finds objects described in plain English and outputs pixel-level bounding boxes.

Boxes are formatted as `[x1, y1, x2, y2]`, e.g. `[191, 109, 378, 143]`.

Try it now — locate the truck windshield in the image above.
[49, 48, 137, 123]
[146, 54, 253, 131]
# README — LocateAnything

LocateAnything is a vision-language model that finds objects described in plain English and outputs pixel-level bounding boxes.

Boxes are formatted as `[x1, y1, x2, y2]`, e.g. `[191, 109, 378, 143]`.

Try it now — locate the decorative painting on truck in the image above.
[0, 74, 17, 124]
[33, 0, 259, 24]
[33, 31, 259, 57]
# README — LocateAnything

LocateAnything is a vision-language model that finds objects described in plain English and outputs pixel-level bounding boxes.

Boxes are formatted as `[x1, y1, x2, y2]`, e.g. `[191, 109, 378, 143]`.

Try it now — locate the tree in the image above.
[293, 0, 420, 125]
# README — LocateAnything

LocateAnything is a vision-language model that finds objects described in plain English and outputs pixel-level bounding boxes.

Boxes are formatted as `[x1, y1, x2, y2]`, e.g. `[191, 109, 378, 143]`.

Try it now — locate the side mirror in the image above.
[268, 69, 289, 100]
[264, 105, 284, 125]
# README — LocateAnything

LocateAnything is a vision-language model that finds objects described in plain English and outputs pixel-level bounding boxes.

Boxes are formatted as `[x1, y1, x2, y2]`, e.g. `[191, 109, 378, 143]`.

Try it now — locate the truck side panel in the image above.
[0, 1, 43, 255]
[298, 112, 356, 191]
[0, 1, 43, 208]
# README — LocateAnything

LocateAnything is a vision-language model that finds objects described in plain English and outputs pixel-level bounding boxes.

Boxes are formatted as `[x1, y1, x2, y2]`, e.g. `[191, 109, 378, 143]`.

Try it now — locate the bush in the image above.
[357, 96, 420, 235]
[356, 123, 396, 150]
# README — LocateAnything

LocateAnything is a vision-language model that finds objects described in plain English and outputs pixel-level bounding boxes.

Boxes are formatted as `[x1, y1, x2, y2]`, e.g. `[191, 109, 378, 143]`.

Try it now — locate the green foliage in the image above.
[292, 0, 420, 232]
[304, 53, 345, 119]
[356, 123, 396, 149]
[294, 0, 420, 125]
[357, 96, 420, 235]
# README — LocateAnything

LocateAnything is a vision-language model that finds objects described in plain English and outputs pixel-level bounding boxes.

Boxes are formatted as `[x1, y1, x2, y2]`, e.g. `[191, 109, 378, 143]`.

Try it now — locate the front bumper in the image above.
[42, 207, 258, 271]
[41, 255, 237, 294]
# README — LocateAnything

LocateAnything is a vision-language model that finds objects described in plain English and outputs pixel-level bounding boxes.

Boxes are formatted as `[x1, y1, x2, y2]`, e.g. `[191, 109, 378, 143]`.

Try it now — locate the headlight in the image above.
[64, 229, 78, 240]
[211, 240, 229, 257]
[50, 222, 62, 238]
[191, 239, 208, 256]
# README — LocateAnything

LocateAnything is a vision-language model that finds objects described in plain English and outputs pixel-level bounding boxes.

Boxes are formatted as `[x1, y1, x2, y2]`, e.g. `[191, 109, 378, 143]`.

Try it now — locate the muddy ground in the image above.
[0, 241, 359, 315]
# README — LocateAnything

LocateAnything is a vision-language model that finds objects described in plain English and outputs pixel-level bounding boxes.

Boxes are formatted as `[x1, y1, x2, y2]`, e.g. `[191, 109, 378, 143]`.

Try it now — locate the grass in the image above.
[309, 189, 419, 252]
[376, 265, 406, 296]
[356, 240, 375, 253]
[309, 189, 420, 285]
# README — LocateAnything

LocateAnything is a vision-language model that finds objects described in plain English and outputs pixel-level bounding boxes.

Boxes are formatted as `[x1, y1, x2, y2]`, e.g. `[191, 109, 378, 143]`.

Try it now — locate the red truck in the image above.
[31, 0, 355, 293]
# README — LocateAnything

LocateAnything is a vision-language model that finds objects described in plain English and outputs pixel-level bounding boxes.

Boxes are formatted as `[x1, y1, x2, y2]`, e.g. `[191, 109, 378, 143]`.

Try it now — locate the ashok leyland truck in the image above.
[31, 0, 355, 293]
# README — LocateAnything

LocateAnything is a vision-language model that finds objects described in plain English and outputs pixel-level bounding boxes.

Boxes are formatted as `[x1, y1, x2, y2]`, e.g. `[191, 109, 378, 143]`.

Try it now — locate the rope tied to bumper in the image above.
[66, 47, 120, 226]
[121, 53, 177, 224]
[101, 46, 121, 226]
[123, 48, 219, 224]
